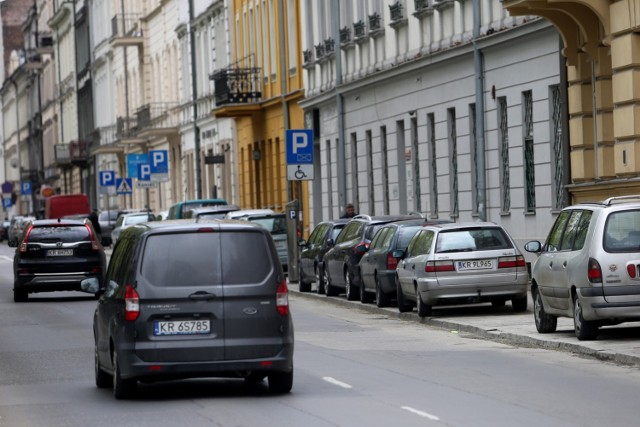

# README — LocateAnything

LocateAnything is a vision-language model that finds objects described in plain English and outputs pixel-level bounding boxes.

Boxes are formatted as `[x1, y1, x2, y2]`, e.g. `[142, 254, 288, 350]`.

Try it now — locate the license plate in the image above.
[154, 320, 211, 336]
[47, 249, 73, 256]
[456, 259, 494, 271]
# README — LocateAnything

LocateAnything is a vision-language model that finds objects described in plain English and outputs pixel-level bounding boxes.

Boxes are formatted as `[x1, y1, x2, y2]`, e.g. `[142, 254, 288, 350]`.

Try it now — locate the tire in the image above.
[112, 351, 136, 399]
[95, 343, 111, 389]
[574, 297, 598, 340]
[360, 277, 374, 304]
[324, 268, 339, 297]
[298, 263, 311, 293]
[316, 265, 326, 295]
[511, 295, 528, 312]
[13, 286, 27, 303]
[268, 370, 293, 394]
[375, 275, 391, 308]
[533, 288, 557, 333]
[396, 278, 412, 313]
[416, 290, 432, 318]
[345, 268, 359, 301]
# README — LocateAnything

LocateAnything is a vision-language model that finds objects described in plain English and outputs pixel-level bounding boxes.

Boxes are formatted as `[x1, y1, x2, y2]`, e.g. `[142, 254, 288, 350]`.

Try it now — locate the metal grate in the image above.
[449, 109, 458, 216]
[499, 97, 511, 212]
[551, 85, 565, 210]
[523, 91, 535, 212]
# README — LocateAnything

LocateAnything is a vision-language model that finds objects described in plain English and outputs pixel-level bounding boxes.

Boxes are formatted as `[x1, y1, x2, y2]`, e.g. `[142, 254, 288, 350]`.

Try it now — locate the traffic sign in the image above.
[287, 164, 314, 181]
[115, 178, 133, 194]
[136, 163, 157, 188]
[149, 150, 169, 182]
[21, 182, 32, 196]
[286, 129, 313, 165]
[99, 171, 115, 186]
[127, 154, 149, 179]
[1, 181, 13, 194]
[3, 198, 12, 208]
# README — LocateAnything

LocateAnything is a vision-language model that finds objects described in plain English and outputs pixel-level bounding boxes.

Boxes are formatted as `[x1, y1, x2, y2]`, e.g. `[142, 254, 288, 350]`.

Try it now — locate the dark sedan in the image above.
[298, 219, 349, 293]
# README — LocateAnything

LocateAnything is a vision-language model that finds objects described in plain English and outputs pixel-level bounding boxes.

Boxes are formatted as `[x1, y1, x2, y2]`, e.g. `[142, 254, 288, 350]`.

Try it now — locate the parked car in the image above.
[359, 219, 450, 307]
[187, 204, 240, 220]
[224, 208, 275, 220]
[9, 218, 108, 302]
[298, 219, 350, 293]
[242, 213, 289, 273]
[394, 222, 528, 317]
[98, 209, 119, 239]
[80, 219, 294, 399]
[8, 216, 35, 245]
[0, 218, 9, 241]
[525, 195, 640, 340]
[166, 199, 228, 219]
[110, 211, 156, 245]
[323, 214, 418, 300]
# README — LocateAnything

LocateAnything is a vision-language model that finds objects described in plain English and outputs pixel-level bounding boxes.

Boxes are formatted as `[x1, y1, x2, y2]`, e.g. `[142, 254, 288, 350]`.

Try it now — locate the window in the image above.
[550, 85, 566, 210]
[448, 108, 458, 217]
[469, 103, 478, 215]
[350, 132, 359, 209]
[366, 130, 374, 214]
[546, 210, 570, 252]
[287, 0, 297, 74]
[381, 126, 390, 214]
[559, 211, 584, 251]
[523, 91, 535, 213]
[428, 113, 438, 217]
[326, 139, 333, 216]
[498, 97, 510, 213]
[411, 117, 421, 212]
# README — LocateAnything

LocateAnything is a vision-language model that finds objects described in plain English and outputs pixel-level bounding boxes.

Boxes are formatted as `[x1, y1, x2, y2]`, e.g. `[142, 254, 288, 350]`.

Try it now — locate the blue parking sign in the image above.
[99, 171, 115, 186]
[149, 150, 168, 174]
[21, 182, 32, 196]
[286, 129, 313, 165]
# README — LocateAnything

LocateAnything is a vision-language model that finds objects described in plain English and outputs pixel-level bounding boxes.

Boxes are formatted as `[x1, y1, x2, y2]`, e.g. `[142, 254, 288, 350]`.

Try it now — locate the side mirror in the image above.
[298, 239, 307, 247]
[325, 238, 335, 247]
[80, 277, 100, 294]
[392, 249, 405, 259]
[524, 241, 542, 253]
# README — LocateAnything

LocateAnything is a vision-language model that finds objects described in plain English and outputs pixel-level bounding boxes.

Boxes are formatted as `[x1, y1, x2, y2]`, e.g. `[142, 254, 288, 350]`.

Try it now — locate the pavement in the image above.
[288, 282, 640, 368]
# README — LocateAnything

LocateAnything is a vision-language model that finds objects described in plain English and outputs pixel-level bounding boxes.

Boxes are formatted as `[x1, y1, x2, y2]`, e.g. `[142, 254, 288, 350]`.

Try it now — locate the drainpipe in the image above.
[333, 0, 346, 212]
[189, 0, 202, 199]
[10, 78, 22, 214]
[473, 0, 486, 221]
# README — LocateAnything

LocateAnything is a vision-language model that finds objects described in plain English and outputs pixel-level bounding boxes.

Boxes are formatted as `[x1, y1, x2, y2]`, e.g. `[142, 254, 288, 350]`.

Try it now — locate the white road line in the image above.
[401, 406, 440, 421]
[322, 376, 353, 389]
[0, 256, 13, 262]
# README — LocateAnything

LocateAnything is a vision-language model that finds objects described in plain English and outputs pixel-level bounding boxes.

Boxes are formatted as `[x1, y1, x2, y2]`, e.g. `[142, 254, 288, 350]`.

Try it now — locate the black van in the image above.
[81, 220, 294, 399]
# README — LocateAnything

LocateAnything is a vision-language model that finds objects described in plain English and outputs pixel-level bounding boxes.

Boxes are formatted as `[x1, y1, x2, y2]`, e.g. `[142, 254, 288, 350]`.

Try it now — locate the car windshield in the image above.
[603, 210, 640, 252]
[28, 225, 90, 243]
[436, 228, 512, 253]
[247, 215, 287, 235]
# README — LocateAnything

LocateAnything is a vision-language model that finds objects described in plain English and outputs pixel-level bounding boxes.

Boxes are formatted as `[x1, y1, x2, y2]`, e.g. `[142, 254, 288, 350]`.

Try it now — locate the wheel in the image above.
[324, 268, 339, 297]
[315, 265, 326, 295]
[112, 351, 136, 399]
[268, 370, 293, 394]
[491, 300, 506, 307]
[298, 262, 311, 292]
[375, 275, 391, 308]
[95, 343, 111, 389]
[416, 290, 432, 318]
[574, 297, 598, 340]
[13, 285, 27, 303]
[345, 269, 359, 301]
[396, 278, 412, 313]
[360, 277, 374, 304]
[511, 295, 528, 312]
[533, 288, 557, 333]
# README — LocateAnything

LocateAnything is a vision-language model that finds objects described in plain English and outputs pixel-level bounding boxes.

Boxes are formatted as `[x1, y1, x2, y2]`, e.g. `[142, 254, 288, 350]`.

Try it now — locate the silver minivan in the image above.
[81, 220, 294, 399]
[525, 195, 640, 340]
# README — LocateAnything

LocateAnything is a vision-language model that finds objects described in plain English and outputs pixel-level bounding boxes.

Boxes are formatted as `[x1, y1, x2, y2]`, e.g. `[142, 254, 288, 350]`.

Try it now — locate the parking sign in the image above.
[286, 129, 314, 165]
[99, 171, 115, 187]
[149, 150, 169, 182]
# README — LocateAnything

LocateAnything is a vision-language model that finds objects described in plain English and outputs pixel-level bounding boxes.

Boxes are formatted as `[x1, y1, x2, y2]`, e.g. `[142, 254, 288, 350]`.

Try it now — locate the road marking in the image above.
[0, 255, 12, 262]
[401, 406, 440, 421]
[322, 376, 353, 389]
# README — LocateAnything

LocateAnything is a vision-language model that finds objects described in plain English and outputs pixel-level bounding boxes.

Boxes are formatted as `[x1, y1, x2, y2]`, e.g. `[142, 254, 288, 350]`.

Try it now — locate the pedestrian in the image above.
[88, 208, 102, 238]
[340, 203, 357, 219]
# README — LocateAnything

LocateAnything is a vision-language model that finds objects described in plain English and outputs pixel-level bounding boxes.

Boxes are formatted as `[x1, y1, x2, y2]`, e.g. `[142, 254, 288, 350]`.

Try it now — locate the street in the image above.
[1, 243, 640, 426]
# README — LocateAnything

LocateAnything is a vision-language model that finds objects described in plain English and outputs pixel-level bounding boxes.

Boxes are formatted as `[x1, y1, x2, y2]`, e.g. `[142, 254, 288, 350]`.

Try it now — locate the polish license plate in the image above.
[154, 320, 211, 336]
[47, 249, 73, 256]
[456, 259, 494, 271]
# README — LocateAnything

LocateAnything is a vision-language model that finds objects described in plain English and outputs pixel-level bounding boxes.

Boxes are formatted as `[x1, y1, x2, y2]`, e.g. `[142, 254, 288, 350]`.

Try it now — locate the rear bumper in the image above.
[417, 279, 528, 305]
[577, 287, 640, 321]
[15, 273, 102, 293]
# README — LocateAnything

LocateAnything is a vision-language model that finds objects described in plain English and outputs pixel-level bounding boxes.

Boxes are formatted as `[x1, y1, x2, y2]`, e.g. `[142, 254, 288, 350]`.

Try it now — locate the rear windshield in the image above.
[436, 228, 513, 253]
[29, 225, 90, 243]
[247, 216, 287, 235]
[604, 210, 640, 252]
[124, 214, 153, 226]
[140, 231, 272, 286]
[180, 201, 226, 216]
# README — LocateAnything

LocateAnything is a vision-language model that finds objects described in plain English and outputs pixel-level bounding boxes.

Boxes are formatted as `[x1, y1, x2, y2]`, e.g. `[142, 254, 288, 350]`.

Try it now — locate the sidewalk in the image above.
[289, 283, 640, 367]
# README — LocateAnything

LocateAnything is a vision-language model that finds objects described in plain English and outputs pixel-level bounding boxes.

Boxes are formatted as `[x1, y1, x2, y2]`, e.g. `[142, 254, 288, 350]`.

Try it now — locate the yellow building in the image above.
[503, 0, 640, 203]
[213, 0, 309, 235]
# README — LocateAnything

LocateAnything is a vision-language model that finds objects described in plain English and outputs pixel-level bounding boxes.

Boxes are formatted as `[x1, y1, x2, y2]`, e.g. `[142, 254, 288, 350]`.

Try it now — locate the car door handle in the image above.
[562, 261, 567, 268]
[549, 261, 553, 268]
[412, 264, 415, 270]
[189, 291, 217, 300]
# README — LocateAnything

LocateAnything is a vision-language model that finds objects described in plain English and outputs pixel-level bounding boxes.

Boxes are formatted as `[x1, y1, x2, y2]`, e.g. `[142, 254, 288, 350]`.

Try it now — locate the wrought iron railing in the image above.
[369, 12, 382, 30]
[315, 43, 325, 58]
[415, 0, 429, 11]
[324, 38, 335, 53]
[353, 20, 366, 38]
[389, 2, 404, 21]
[211, 66, 262, 106]
[303, 49, 313, 63]
[340, 27, 351, 43]
[111, 13, 143, 38]
[116, 116, 138, 138]
[136, 102, 180, 131]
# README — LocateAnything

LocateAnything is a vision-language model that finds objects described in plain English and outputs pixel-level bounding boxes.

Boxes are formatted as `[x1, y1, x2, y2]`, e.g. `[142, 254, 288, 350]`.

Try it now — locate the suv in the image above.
[525, 195, 640, 340]
[323, 215, 417, 300]
[80, 220, 293, 399]
[10, 219, 108, 302]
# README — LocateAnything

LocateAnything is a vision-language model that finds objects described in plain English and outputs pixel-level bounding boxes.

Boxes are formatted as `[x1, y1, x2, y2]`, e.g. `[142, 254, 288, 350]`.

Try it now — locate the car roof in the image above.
[30, 219, 87, 226]
[225, 208, 275, 218]
[123, 218, 269, 236]
[350, 214, 421, 224]
[189, 205, 240, 213]
[425, 221, 503, 231]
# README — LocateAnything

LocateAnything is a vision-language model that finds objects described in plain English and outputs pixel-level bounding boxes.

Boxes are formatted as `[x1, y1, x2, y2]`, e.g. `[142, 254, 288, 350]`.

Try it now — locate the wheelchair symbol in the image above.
[294, 165, 307, 179]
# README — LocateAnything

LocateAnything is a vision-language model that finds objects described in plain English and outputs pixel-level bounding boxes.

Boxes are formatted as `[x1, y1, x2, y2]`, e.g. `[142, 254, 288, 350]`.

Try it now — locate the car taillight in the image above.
[124, 285, 140, 321]
[85, 224, 100, 251]
[587, 258, 603, 284]
[425, 260, 455, 272]
[498, 255, 526, 269]
[19, 225, 33, 253]
[386, 252, 398, 270]
[627, 264, 637, 279]
[276, 280, 289, 316]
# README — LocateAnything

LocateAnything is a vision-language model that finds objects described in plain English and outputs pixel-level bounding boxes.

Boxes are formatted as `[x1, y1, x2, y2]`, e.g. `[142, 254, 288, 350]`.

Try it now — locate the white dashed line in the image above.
[322, 376, 353, 389]
[0, 256, 13, 262]
[401, 406, 440, 421]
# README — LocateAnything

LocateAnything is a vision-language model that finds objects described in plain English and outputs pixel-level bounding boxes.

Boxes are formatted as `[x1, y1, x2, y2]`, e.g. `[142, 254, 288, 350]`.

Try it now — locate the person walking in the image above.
[340, 203, 357, 219]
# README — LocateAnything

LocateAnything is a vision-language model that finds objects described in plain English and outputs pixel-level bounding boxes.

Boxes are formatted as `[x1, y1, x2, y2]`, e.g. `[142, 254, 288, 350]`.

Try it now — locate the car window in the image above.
[435, 228, 512, 253]
[546, 210, 571, 252]
[408, 230, 434, 257]
[331, 224, 345, 241]
[397, 226, 422, 250]
[604, 210, 640, 252]
[380, 227, 395, 249]
[309, 224, 326, 245]
[365, 223, 386, 241]
[337, 222, 362, 243]
[559, 211, 584, 251]
[197, 212, 227, 220]
[107, 234, 138, 288]
[28, 225, 91, 243]
[369, 227, 389, 250]
[114, 215, 125, 228]
[572, 210, 592, 251]
[220, 232, 273, 284]
[248, 215, 287, 235]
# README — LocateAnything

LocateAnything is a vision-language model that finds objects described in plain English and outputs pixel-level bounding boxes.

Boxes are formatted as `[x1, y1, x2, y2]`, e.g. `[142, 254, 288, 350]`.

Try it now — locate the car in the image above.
[8, 216, 36, 245]
[80, 219, 294, 399]
[525, 195, 640, 340]
[323, 214, 419, 300]
[394, 222, 529, 317]
[110, 211, 156, 245]
[359, 219, 450, 307]
[298, 219, 350, 293]
[98, 209, 119, 239]
[9, 218, 108, 302]
[0, 218, 9, 241]
[241, 213, 289, 272]
[166, 199, 228, 219]
[224, 208, 275, 220]
[187, 204, 240, 220]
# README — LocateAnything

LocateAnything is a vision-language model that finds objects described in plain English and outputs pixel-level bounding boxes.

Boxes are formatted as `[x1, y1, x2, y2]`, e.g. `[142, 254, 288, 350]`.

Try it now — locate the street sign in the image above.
[149, 150, 169, 182]
[136, 163, 157, 188]
[115, 178, 133, 194]
[1, 181, 13, 194]
[286, 129, 314, 181]
[21, 182, 32, 196]
[127, 154, 149, 179]
[99, 171, 115, 187]
[3, 198, 12, 208]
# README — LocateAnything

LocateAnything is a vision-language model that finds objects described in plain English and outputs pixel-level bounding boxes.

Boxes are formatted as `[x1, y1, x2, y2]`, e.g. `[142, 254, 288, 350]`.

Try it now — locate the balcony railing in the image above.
[211, 66, 263, 106]
[303, 49, 313, 64]
[415, 0, 429, 11]
[111, 13, 143, 38]
[369, 12, 382, 31]
[353, 20, 366, 39]
[315, 43, 325, 58]
[54, 141, 89, 165]
[340, 27, 351, 44]
[54, 144, 71, 164]
[324, 38, 335, 53]
[116, 116, 138, 138]
[136, 102, 180, 131]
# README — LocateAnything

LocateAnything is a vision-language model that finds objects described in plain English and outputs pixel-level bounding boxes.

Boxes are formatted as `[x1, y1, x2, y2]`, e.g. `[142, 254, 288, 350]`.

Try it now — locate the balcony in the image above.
[413, 0, 434, 18]
[90, 125, 125, 156]
[135, 102, 180, 139]
[211, 66, 263, 117]
[340, 27, 351, 44]
[353, 20, 367, 40]
[54, 144, 71, 166]
[54, 141, 89, 167]
[368, 12, 385, 37]
[389, 2, 408, 29]
[111, 14, 143, 48]
[116, 116, 138, 139]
